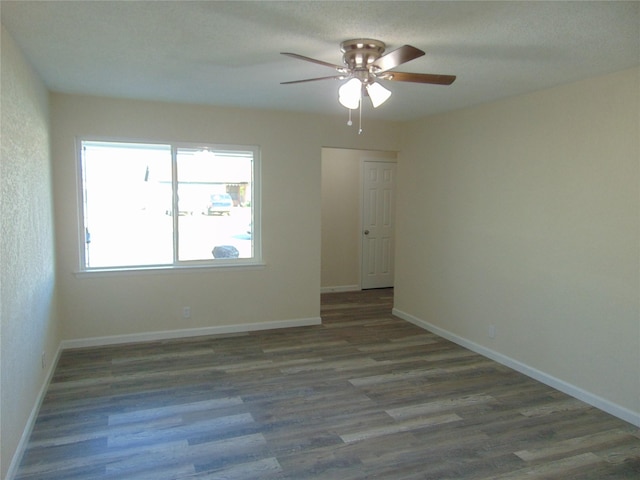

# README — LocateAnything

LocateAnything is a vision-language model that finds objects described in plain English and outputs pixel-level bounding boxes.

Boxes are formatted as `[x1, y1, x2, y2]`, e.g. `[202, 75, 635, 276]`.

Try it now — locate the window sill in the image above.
[74, 262, 266, 279]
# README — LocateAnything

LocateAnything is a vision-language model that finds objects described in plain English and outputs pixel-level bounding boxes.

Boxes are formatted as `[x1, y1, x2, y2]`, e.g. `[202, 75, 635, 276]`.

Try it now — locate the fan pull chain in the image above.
[347, 108, 353, 126]
[358, 92, 363, 134]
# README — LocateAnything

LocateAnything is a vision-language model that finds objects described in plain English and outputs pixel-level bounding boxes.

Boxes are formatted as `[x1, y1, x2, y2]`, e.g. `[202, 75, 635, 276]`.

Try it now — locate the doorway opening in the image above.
[321, 147, 397, 293]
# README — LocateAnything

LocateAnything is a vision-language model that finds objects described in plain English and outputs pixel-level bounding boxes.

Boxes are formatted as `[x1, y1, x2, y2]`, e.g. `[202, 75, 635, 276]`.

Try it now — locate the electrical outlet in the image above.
[182, 306, 191, 319]
[41, 351, 46, 369]
[488, 325, 496, 339]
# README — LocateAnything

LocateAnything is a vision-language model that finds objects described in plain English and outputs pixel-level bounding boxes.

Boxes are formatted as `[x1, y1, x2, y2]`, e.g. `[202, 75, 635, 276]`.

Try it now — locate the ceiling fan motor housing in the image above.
[340, 39, 386, 71]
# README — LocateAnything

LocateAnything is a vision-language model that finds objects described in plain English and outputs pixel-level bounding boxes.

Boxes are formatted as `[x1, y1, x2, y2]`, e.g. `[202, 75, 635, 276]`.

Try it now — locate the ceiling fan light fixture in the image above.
[366, 82, 392, 108]
[338, 77, 362, 109]
[282, 38, 455, 132]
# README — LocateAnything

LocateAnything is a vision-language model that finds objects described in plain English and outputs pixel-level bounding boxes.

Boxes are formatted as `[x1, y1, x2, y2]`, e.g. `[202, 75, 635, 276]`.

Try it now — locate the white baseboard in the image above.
[60, 316, 322, 350]
[6, 343, 63, 480]
[392, 308, 640, 428]
[320, 285, 360, 293]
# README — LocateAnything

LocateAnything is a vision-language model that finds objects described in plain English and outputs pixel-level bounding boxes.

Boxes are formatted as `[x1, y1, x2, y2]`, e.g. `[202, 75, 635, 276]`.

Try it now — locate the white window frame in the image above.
[76, 137, 262, 273]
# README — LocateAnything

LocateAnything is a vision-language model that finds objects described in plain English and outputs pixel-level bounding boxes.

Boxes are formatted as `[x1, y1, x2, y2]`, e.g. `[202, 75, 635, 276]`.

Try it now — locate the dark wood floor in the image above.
[15, 289, 640, 479]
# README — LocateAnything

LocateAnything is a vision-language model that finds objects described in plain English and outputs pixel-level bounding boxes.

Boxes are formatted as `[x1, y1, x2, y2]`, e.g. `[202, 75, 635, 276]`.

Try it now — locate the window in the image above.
[79, 140, 260, 271]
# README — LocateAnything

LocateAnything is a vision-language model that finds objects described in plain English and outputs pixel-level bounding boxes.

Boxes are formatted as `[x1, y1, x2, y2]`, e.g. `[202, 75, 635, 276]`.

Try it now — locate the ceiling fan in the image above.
[281, 39, 456, 115]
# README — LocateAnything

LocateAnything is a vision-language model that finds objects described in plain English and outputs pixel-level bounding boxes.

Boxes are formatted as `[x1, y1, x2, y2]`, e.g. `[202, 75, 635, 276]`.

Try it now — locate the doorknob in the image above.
[364, 230, 370, 235]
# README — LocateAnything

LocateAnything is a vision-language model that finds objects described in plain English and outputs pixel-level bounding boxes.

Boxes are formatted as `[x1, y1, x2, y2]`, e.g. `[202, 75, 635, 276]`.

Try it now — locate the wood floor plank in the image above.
[339, 412, 463, 443]
[14, 288, 640, 479]
[386, 393, 495, 419]
[514, 429, 640, 462]
[108, 397, 244, 426]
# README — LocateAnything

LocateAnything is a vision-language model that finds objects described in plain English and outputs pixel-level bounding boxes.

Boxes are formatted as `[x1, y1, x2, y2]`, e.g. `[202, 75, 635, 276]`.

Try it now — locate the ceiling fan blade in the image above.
[383, 71, 456, 85]
[281, 52, 345, 71]
[371, 45, 425, 72]
[281, 75, 345, 85]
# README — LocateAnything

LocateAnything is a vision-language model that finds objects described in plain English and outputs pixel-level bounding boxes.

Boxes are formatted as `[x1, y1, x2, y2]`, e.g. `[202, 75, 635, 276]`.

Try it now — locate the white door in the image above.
[361, 161, 396, 289]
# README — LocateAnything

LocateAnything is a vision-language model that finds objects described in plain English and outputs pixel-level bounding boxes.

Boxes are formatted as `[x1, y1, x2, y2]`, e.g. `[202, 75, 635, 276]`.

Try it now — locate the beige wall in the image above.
[50, 94, 401, 342]
[321, 148, 397, 291]
[0, 26, 60, 479]
[395, 68, 640, 422]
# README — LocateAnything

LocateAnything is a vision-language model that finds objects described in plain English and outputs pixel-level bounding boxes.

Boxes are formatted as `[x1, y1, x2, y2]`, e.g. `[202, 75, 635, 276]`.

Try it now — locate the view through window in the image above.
[80, 140, 259, 270]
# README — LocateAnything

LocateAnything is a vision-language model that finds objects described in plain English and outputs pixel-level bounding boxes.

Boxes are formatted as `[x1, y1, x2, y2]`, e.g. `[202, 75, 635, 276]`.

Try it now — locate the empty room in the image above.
[1, 1, 639, 479]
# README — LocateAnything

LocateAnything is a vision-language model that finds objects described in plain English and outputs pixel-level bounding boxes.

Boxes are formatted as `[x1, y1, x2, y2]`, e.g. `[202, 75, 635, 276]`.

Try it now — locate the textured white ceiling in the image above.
[2, 1, 638, 121]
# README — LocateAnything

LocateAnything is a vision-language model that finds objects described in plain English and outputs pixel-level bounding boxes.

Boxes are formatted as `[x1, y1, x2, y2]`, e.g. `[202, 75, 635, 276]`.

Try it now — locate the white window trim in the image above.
[75, 137, 262, 274]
